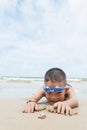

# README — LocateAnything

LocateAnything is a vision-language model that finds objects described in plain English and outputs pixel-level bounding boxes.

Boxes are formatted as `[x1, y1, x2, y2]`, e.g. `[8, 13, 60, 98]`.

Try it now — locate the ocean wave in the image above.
[0, 77, 87, 83]
[0, 77, 44, 83]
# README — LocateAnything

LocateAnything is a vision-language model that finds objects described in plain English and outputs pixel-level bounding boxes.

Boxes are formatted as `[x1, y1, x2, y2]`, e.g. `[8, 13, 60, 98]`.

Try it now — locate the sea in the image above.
[0, 77, 87, 100]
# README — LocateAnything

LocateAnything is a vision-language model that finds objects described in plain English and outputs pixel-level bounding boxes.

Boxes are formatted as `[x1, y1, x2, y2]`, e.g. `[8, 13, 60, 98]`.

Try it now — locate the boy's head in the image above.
[44, 68, 67, 102]
[44, 68, 66, 83]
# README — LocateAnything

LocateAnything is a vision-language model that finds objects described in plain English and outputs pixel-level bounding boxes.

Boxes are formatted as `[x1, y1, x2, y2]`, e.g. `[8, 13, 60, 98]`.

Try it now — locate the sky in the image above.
[0, 0, 87, 78]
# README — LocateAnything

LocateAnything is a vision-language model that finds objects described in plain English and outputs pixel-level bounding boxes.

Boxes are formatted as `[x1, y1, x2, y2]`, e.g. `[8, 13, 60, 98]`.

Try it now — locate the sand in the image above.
[0, 98, 87, 130]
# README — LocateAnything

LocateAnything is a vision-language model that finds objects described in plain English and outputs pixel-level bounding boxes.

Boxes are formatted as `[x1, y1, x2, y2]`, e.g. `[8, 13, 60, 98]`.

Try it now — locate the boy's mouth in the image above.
[48, 98, 60, 102]
[48, 96, 65, 102]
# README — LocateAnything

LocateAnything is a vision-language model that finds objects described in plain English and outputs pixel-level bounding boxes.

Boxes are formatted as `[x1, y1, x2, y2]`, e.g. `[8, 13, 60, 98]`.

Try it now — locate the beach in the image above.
[0, 98, 87, 130]
[0, 78, 87, 130]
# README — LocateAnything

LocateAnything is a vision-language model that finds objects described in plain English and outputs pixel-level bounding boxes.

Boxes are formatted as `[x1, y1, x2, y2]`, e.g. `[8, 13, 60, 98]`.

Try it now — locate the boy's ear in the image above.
[65, 87, 70, 92]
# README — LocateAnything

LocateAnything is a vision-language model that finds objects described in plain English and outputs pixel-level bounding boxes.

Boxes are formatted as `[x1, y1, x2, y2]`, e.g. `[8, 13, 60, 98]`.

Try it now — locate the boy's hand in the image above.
[22, 101, 39, 113]
[53, 102, 72, 115]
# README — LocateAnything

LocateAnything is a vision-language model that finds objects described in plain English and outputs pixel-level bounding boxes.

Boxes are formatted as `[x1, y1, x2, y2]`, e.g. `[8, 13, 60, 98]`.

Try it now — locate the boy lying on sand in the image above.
[23, 68, 78, 115]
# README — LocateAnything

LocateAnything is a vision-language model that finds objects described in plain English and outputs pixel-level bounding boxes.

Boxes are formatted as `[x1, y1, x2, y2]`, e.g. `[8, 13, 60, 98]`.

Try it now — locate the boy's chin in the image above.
[48, 98, 65, 105]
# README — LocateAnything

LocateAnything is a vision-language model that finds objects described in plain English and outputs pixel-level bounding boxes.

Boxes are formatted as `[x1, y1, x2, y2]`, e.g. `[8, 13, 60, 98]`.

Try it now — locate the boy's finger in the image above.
[22, 109, 25, 113]
[30, 103, 35, 113]
[24, 106, 28, 113]
[35, 104, 39, 111]
[66, 106, 72, 115]
[57, 103, 62, 113]
[53, 102, 58, 108]
[61, 105, 65, 115]
[69, 108, 72, 116]
[30, 107, 34, 113]
[22, 106, 26, 113]
[27, 103, 31, 113]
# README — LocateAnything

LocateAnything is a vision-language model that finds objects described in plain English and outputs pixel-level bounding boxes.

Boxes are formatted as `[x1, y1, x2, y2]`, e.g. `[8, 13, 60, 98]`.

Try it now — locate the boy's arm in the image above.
[27, 88, 45, 103]
[53, 87, 79, 115]
[64, 87, 79, 108]
[23, 88, 45, 113]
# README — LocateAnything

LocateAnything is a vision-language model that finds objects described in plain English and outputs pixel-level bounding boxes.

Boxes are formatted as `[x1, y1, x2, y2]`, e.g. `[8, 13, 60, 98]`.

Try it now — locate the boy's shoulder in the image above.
[65, 83, 72, 93]
[66, 83, 72, 87]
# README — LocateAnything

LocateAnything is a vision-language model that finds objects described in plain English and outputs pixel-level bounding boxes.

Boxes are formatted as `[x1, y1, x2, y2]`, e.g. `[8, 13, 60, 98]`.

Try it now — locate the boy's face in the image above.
[44, 80, 66, 103]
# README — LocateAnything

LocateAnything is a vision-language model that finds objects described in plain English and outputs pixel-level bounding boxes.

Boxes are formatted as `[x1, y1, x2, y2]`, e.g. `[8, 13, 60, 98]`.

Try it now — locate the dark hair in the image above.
[44, 68, 66, 82]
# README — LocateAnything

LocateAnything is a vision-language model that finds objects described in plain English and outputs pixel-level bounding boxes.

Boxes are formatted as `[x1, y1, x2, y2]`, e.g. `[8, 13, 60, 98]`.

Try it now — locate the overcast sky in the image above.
[0, 0, 87, 78]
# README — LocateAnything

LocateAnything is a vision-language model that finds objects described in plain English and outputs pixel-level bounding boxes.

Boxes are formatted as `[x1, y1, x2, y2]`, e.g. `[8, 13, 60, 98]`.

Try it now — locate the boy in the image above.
[23, 68, 78, 115]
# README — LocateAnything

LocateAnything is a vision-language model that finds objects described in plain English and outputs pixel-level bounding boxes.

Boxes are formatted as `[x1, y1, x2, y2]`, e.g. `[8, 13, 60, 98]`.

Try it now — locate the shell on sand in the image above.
[38, 113, 46, 119]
